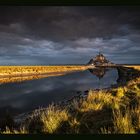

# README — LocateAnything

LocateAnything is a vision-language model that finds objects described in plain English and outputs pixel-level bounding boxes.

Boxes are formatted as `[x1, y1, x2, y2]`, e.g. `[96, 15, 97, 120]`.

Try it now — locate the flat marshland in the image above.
[0, 65, 138, 76]
[0, 65, 92, 84]
[0, 65, 91, 76]
[1, 65, 140, 134]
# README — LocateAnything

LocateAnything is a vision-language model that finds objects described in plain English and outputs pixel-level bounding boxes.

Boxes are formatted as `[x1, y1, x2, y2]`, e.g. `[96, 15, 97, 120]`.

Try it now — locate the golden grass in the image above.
[2, 126, 28, 134]
[113, 110, 136, 134]
[71, 90, 122, 112]
[124, 65, 140, 71]
[0, 65, 91, 76]
[0, 72, 67, 84]
[0, 65, 93, 84]
[40, 105, 69, 133]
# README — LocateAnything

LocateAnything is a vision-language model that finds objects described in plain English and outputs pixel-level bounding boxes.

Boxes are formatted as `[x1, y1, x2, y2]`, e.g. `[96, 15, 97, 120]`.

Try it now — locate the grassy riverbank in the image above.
[0, 65, 138, 77]
[1, 72, 140, 134]
[0, 72, 68, 84]
[0, 65, 91, 77]
[0, 65, 93, 84]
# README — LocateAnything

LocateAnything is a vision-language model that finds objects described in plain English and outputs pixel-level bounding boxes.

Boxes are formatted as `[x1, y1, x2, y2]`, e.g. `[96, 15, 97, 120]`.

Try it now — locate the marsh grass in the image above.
[0, 65, 91, 84]
[40, 105, 69, 134]
[2, 126, 28, 134]
[113, 109, 135, 134]
[0, 65, 89, 76]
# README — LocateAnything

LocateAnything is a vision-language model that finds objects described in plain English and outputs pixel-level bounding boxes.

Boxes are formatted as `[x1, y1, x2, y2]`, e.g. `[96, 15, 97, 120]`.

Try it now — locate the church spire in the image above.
[98, 47, 102, 56]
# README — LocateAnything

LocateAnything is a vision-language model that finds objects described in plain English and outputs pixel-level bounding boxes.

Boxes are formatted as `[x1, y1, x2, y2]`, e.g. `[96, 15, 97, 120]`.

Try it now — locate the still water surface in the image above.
[0, 68, 118, 118]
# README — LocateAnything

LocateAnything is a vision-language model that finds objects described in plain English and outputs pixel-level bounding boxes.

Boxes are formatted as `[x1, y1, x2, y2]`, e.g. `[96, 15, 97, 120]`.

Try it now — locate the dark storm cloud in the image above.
[1, 6, 140, 40]
[0, 6, 140, 64]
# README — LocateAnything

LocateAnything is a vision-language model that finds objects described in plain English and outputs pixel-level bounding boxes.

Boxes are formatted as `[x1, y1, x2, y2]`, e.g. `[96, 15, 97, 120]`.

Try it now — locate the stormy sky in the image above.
[0, 6, 140, 65]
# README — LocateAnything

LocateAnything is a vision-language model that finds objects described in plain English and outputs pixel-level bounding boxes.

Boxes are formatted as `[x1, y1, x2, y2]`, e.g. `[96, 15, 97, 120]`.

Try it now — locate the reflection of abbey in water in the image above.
[87, 52, 115, 66]
[89, 67, 108, 79]
[89, 66, 137, 87]
[88, 67, 122, 87]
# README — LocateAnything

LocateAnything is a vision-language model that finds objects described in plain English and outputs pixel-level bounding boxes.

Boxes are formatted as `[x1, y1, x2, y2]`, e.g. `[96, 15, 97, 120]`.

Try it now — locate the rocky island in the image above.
[87, 52, 116, 67]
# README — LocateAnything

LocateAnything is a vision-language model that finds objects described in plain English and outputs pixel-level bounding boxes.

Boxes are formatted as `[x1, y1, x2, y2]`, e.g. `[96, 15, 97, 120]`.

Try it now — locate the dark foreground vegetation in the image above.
[1, 66, 140, 134]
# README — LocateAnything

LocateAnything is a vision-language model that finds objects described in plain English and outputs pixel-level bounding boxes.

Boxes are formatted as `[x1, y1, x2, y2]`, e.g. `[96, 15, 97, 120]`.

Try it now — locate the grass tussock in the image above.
[71, 90, 122, 112]
[2, 127, 28, 134]
[113, 109, 136, 134]
[1, 69, 140, 134]
[40, 105, 69, 133]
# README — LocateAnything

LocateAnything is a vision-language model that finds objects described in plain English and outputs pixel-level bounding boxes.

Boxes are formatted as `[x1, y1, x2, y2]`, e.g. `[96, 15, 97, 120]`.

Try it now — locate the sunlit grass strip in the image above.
[0, 72, 67, 84]
[0, 65, 92, 76]
[124, 65, 140, 71]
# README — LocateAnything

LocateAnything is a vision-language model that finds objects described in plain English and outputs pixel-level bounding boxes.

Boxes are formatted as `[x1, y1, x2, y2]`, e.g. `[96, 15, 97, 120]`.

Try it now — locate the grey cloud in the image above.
[0, 6, 140, 64]
[1, 6, 140, 40]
